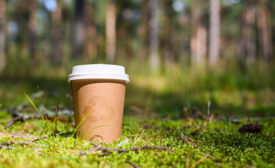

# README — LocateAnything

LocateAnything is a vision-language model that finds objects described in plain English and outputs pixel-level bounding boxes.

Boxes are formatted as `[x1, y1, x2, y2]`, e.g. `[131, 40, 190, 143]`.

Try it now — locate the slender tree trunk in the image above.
[0, 0, 6, 71]
[28, 0, 37, 61]
[106, 0, 116, 63]
[52, 0, 63, 64]
[73, 0, 85, 58]
[16, 0, 28, 62]
[138, 0, 149, 61]
[161, 0, 175, 63]
[190, 0, 207, 66]
[257, 0, 272, 62]
[209, 0, 220, 66]
[148, 0, 160, 70]
[117, 17, 127, 61]
[84, 1, 97, 62]
[240, 6, 256, 64]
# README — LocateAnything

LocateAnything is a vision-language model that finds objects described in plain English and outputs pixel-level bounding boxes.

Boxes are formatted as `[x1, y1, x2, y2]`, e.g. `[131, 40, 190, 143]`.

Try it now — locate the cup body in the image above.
[71, 79, 126, 143]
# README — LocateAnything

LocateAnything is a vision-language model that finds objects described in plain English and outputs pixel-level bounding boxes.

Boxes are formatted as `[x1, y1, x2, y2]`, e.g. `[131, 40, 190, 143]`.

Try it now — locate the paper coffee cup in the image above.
[69, 64, 129, 143]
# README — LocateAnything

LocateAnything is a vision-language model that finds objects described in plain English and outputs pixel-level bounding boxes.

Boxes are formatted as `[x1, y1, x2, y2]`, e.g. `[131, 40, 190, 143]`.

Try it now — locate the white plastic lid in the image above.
[69, 64, 129, 83]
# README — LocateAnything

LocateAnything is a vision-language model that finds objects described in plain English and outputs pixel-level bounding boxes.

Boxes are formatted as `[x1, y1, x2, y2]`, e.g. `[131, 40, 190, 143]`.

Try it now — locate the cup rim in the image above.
[68, 64, 130, 83]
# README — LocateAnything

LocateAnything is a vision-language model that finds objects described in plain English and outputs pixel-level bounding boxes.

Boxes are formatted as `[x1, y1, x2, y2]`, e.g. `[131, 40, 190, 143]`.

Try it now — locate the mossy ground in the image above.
[0, 111, 274, 168]
[0, 65, 275, 167]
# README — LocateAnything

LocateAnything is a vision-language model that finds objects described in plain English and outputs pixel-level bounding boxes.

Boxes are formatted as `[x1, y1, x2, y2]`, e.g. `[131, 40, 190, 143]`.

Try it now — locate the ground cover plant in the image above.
[0, 112, 274, 167]
[0, 65, 274, 168]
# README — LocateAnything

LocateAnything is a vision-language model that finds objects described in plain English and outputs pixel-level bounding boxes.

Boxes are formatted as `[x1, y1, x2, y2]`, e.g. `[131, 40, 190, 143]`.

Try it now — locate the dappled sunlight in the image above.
[133, 76, 168, 93]
[0, 0, 274, 166]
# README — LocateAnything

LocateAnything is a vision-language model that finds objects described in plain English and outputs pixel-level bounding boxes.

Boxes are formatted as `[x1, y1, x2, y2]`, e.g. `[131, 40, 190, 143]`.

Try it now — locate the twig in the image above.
[90, 142, 128, 153]
[4, 114, 69, 130]
[28, 135, 47, 143]
[79, 146, 101, 156]
[131, 145, 173, 152]
[4, 116, 24, 129]
[125, 160, 140, 168]
[0, 132, 34, 138]
[4, 99, 73, 130]
[100, 152, 112, 156]
[80, 142, 173, 155]
[191, 154, 210, 168]
[6, 102, 28, 114]
[0, 144, 15, 150]
[0, 135, 47, 147]
[4, 115, 41, 129]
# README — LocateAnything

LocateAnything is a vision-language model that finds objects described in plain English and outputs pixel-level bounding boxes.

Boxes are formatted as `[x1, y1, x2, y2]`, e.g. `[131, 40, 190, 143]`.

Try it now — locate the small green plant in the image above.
[24, 93, 53, 133]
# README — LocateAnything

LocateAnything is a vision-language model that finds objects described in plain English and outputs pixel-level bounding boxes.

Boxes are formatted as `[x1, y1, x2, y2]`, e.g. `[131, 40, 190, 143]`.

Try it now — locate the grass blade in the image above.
[71, 108, 93, 138]
[24, 93, 44, 119]
[24, 93, 53, 133]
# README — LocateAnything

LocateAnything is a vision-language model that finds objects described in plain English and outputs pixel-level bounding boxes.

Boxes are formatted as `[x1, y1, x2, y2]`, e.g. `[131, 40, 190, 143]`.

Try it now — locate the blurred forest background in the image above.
[0, 0, 274, 118]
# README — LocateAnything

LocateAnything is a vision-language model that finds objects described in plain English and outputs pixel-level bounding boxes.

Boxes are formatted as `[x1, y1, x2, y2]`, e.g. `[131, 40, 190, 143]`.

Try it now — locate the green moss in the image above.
[0, 116, 274, 168]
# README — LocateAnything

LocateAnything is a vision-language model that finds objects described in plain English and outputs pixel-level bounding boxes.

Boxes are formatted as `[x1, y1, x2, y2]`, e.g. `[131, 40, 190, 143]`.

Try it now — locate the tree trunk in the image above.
[138, 0, 149, 61]
[257, 0, 272, 62]
[28, 0, 37, 61]
[161, 0, 175, 63]
[52, 0, 63, 64]
[148, 0, 160, 70]
[106, 0, 116, 63]
[117, 15, 127, 61]
[15, 0, 28, 63]
[73, 0, 86, 58]
[0, 0, 6, 71]
[209, 0, 220, 66]
[84, 1, 97, 62]
[240, 5, 256, 64]
[190, 0, 207, 66]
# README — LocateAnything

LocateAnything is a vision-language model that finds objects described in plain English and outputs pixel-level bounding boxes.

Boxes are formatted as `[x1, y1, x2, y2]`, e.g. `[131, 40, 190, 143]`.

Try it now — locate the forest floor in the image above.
[0, 112, 274, 168]
[0, 66, 275, 167]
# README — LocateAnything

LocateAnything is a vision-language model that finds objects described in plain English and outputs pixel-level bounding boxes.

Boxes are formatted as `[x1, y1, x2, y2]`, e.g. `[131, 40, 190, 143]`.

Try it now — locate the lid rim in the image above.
[69, 73, 129, 77]
[69, 64, 129, 83]
[69, 75, 130, 83]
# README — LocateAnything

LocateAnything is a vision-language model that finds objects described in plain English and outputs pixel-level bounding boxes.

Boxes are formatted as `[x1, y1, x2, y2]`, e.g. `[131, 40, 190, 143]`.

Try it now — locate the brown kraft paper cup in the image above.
[71, 79, 126, 143]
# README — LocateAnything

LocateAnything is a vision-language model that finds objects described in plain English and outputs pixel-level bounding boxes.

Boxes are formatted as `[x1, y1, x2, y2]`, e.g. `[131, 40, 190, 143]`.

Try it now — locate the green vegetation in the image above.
[0, 0, 274, 167]
[1, 63, 274, 118]
[0, 64, 274, 167]
[0, 112, 274, 168]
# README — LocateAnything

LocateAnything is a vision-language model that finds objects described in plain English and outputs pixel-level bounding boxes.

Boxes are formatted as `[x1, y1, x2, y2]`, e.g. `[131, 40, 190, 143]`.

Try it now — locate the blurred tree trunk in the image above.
[106, 0, 116, 63]
[138, 0, 149, 61]
[28, 0, 37, 61]
[52, 0, 63, 64]
[209, 0, 220, 66]
[116, 4, 127, 62]
[257, 0, 272, 62]
[0, 0, 6, 71]
[240, 5, 256, 64]
[15, 0, 28, 65]
[84, 1, 97, 62]
[73, 0, 85, 58]
[161, 0, 175, 63]
[190, 0, 207, 66]
[148, 0, 160, 70]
